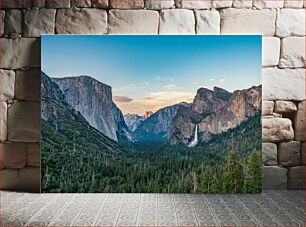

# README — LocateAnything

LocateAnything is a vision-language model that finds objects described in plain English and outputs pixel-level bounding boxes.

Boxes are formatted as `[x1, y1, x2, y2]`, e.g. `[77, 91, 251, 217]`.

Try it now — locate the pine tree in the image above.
[222, 150, 244, 193]
[244, 150, 262, 193]
[201, 166, 213, 193]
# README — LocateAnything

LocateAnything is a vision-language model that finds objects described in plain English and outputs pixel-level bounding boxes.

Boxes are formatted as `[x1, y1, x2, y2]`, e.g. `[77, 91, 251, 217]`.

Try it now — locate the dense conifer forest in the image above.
[41, 114, 261, 193]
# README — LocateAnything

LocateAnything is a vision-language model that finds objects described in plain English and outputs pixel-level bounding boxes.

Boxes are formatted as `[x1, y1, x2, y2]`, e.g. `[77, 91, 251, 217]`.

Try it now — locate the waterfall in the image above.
[188, 125, 198, 148]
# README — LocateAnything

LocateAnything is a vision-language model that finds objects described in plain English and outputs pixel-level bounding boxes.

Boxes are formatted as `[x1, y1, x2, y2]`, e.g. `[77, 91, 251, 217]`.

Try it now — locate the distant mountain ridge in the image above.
[170, 85, 262, 145]
[124, 111, 153, 132]
[53, 76, 132, 142]
[133, 102, 191, 142]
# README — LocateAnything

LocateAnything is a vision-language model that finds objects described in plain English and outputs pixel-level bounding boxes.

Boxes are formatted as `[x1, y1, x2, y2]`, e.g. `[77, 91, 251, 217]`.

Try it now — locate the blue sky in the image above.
[42, 35, 261, 115]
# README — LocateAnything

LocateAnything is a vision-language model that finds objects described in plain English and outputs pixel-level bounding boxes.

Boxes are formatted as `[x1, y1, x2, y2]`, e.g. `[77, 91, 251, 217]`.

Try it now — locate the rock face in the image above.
[170, 86, 261, 145]
[53, 76, 132, 142]
[124, 112, 152, 132]
[134, 103, 188, 142]
[41, 71, 123, 149]
[124, 114, 144, 132]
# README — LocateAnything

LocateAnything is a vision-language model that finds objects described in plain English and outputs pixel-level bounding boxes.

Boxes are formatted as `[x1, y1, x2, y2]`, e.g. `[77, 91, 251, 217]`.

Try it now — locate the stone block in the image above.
[232, 0, 253, 8]
[284, 0, 304, 8]
[262, 37, 280, 66]
[280, 37, 305, 68]
[0, 102, 7, 142]
[274, 101, 297, 113]
[279, 141, 301, 166]
[262, 143, 277, 166]
[0, 38, 40, 69]
[109, 0, 144, 8]
[23, 9, 56, 37]
[212, 0, 233, 8]
[262, 101, 274, 115]
[91, 0, 108, 8]
[263, 166, 287, 189]
[109, 10, 159, 34]
[8, 102, 40, 142]
[0, 0, 32, 9]
[276, 9, 305, 37]
[175, 0, 212, 9]
[195, 10, 220, 34]
[159, 9, 195, 34]
[253, 0, 284, 8]
[0, 10, 4, 35]
[27, 143, 40, 167]
[288, 166, 304, 189]
[4, 9, 22, 34]
[0, 143, 27, 169]
[294, 101, 305, 141]
[263, 68, 305, 101]
[145, 0, 175, 9]
[262, 117, 294, 142]
[301, 142, 305, 165]
[0, 167, 40, 192]
[56, 8, 107, 34]
[46, 0, 70, 8]
[0, 69, 15, 102]
[15, 68, 41, 101]
[220, 9, 276, 36]
[32, 0, 46, 8]
[71, 0, 91, 7]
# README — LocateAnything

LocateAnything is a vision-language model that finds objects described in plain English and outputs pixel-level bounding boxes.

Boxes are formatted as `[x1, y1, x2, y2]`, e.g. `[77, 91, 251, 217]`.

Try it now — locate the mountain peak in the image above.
[143, 111, 153, 119]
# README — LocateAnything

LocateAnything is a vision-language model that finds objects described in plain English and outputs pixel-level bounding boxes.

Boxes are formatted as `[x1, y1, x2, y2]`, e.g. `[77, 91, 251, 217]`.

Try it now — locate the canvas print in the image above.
[41, 35, 262, 193]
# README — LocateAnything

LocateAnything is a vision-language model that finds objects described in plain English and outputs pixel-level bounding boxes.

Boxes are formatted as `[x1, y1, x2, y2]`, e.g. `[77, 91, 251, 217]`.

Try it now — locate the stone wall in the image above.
[0, 0, 305, 192]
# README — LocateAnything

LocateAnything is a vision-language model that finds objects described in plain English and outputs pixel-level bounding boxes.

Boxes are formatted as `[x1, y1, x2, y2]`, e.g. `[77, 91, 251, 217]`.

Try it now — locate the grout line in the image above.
[47, 194, 77, 226]
[135, 194, 142, 226]
[114, 193, 126, 226]
[70, 194, 93, 226]
[23, 194, 61, 226]
[93, 193, 110, 226]
[216, 194, 244, 226]
[262, 191, 304, 225]
[172, 194, 179, 227]
[233, 194, 261, 226]
[201, 194, 220, 226]
[187, 194, 199, 226]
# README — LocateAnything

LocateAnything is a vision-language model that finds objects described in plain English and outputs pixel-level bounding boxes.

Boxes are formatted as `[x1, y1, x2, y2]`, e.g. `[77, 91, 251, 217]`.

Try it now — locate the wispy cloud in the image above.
[163, 84, 177, 89]
[219, 78, 226, 83]
[113, 96, 133, 103]
[115, 91, 194, 115]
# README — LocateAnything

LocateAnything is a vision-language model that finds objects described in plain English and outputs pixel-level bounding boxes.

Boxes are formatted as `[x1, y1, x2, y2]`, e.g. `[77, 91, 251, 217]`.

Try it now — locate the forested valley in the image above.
[41, 114, 261, 193]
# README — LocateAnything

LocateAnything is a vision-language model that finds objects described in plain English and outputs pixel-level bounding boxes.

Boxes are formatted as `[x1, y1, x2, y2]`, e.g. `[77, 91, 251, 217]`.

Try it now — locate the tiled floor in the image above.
[1, 190, 304, 226]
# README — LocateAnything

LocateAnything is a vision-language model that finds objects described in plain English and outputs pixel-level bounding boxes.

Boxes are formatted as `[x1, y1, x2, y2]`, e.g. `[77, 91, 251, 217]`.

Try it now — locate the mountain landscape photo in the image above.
[41, 35, 262, 193]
